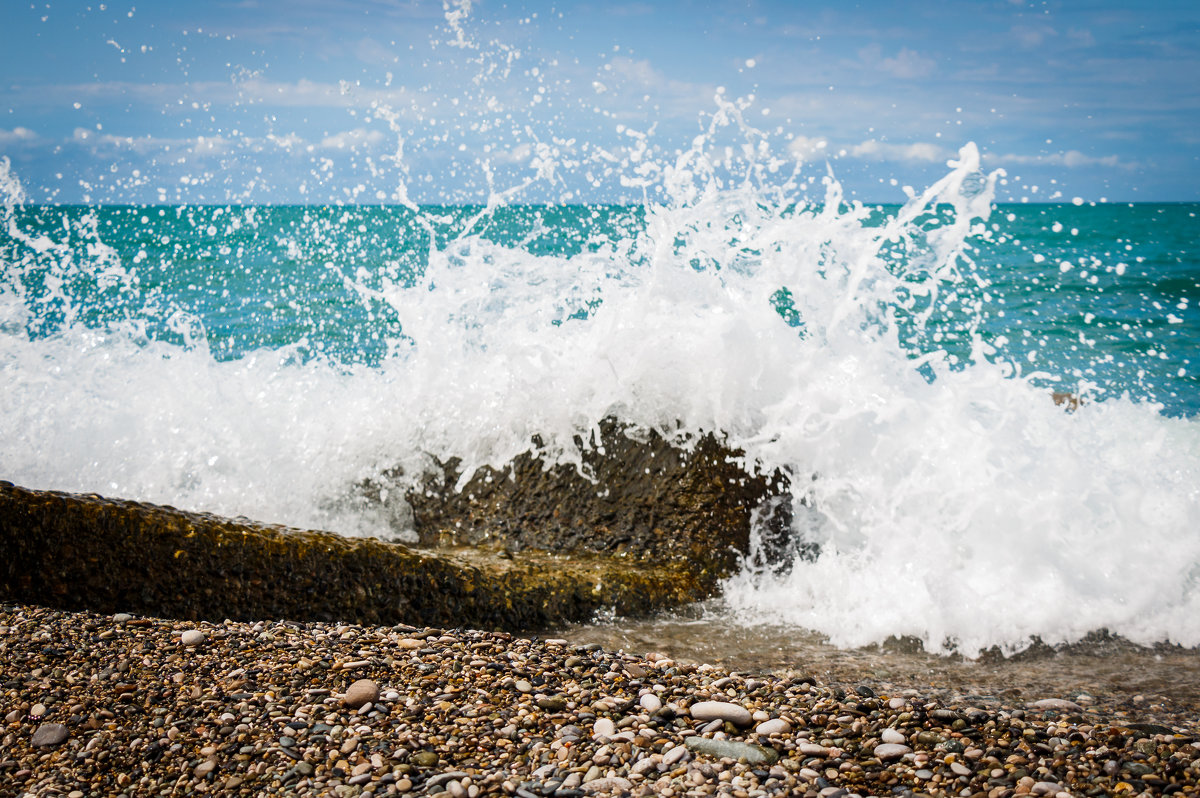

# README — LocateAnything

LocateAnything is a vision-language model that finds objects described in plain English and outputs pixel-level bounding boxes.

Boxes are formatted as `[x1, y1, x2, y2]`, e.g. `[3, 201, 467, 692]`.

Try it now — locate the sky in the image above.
[1, 0, 1198, 205]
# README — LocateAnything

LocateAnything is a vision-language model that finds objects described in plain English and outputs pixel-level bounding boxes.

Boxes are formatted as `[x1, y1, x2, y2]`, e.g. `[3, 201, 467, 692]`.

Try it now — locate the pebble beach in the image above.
[3, 603, 1198, 797]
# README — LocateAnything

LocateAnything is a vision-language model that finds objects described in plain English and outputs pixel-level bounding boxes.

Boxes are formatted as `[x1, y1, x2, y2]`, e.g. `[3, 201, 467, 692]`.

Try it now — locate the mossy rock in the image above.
[0, 481, 708, 630]
[405, 417, 793, 577]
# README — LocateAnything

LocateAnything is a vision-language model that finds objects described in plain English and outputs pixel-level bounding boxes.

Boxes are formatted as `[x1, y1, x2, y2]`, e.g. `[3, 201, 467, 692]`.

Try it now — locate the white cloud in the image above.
[484, 142, 533, 165]
[879, 48, 936, 79]
[266, 132, 306, 150]
[0, 127, 39, 146]
[71, 128, 232, 157]
[1011, 24, 1057, 48]
[985, 150, 1127, 168]
[846, 139, 953, 163]
[319, 128, 386, 150]
[857, 44, 936, 80]
[788, 136, 828, 163]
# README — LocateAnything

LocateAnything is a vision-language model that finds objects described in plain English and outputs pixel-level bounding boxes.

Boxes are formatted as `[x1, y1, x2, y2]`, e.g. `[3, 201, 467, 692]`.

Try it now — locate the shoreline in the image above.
[551, 610, 1200, 730]
[3, 602, 1197, 797]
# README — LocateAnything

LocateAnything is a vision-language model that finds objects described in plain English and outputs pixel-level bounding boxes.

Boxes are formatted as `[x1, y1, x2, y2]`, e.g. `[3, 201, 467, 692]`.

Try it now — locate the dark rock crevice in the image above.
[405, 417, 795, 576]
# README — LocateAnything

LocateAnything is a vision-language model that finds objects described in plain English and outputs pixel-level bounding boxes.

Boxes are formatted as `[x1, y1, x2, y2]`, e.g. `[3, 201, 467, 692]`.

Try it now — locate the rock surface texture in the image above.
[0, 481, 706, 630]
[406, 417, 793, 575]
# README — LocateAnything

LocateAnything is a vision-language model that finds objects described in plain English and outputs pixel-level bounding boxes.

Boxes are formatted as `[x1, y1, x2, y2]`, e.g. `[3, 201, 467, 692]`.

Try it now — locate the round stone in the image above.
[412, 751, 439, 767]
[755, 718, 791, 736]
[689, 700, 752, 727]
[180, 629, 206, 646]
[193, 759, 216, 778]
[31, 723, 68, 747]
[343, 678, 380, 709]
[881, 728, 906, 744]
[592, 717, 616, 738]
[638, 693, 662, 713]
[582, 776, 633, 794]
[874, 743, 912, 761]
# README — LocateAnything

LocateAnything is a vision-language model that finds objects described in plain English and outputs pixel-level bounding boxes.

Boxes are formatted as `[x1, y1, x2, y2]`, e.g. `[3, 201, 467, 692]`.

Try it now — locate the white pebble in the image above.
[180, 629, 205, 647]
[638, 693, 662, 713]
[755, 718, 791, 736]
[874, 743, 911, 761]
[688, 700, 752, 727]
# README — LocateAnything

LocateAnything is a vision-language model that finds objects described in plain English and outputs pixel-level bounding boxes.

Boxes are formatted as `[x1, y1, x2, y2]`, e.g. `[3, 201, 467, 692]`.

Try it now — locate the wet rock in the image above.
[0, 481, 711, 630]
[755, 718, 791, 736]
[1028, 698, 1084, 713]
[582, 776, 633, 793]
[685, 736, 779, 765]
[639, 693, 662, 713]
[874, 743, 911, 761]
[406, 417, 795, 578]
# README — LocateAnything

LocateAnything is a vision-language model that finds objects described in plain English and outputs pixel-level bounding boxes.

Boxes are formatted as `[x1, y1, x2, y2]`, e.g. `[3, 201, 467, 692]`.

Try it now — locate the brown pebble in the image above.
[343, 678, 380, 708]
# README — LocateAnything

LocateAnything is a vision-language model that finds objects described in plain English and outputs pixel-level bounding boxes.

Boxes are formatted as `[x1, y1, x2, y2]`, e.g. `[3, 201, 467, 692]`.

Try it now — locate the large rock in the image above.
[405, 418, 793, 578]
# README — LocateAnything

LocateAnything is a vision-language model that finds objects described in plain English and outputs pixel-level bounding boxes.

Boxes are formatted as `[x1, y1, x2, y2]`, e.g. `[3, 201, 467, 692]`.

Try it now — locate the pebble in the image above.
[343, 678, 380, 708]
[581, 776, 633, 793]
[179, 629, 206, 646]
[1, 602, 1197, 798]
[639, 692, 663, 713]
[686, 736, 779, 765]
[592, 717, 616, 738]
[1028, 698, 1084, 713]
[30, 723, 68, 747]
[689, 700, 752, 726]
[873, 743, 911, 761]
[754, 717, 791, 735]
[662, 744, 689, 767]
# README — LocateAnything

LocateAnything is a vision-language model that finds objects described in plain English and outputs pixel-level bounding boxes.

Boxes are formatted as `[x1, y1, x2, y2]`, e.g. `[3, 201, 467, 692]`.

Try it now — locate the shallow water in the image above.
[552, 603, 1200, 726]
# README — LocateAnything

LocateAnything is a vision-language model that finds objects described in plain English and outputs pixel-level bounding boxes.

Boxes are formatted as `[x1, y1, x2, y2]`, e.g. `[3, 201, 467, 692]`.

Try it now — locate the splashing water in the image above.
[2, 6, 1199, 658]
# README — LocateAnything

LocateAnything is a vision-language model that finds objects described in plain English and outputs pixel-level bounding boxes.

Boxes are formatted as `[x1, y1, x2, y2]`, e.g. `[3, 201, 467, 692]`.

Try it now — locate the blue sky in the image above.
[1, 0, 1197, 204]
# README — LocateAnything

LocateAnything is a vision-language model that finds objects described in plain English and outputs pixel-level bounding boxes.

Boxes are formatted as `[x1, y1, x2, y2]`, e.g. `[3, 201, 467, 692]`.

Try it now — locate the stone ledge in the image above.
[0, 481, 710, 631]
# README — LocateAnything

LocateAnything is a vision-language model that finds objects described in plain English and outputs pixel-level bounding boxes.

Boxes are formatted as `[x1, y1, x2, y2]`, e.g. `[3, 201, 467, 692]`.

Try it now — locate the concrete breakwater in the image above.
[0, 421, 792, 630]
